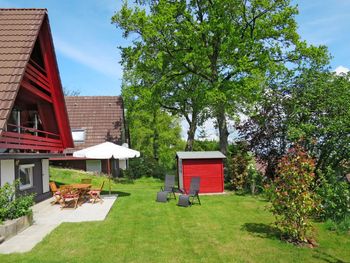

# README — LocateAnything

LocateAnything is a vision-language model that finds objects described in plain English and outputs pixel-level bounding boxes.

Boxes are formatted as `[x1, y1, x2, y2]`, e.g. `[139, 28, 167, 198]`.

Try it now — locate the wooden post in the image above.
[107, 158, 111, 195]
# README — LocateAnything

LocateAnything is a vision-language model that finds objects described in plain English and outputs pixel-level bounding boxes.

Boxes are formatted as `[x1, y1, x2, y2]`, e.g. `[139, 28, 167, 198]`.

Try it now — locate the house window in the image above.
[72, 129, 86, 143]
[19, 164, 34, 190]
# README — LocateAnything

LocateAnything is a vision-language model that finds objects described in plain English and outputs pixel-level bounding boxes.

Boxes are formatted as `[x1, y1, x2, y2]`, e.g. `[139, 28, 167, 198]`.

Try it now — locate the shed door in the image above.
[182, 159, 224, 193]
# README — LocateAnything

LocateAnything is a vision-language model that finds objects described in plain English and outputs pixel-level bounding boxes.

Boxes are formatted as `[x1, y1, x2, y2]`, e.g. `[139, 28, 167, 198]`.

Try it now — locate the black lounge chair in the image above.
[156, 175, 176, 202]
[178, 177, 201, 207]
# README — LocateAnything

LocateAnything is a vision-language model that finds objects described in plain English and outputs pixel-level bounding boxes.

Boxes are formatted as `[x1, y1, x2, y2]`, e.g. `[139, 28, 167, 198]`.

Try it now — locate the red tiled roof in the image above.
[0, 8, 46, 132]
[64, 96, 125, 153]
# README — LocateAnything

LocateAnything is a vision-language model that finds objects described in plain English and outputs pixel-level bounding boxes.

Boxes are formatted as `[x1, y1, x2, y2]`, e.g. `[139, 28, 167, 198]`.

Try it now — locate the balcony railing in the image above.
[0, 124, 63, 152]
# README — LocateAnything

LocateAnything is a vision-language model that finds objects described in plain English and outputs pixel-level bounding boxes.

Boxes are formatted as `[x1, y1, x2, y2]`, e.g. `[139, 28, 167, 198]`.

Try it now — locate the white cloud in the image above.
[334, 65, 350, 75]
[54, 37, 122, 79]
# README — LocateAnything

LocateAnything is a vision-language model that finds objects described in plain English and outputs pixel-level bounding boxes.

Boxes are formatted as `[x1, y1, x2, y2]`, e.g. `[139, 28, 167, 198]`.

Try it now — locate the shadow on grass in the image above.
[53, 181, 131, 198]
[101, 190, 130, 197]
[242, 223, 281, 240]
[113, 178, 135, 184]
[312, 251, 346, 263]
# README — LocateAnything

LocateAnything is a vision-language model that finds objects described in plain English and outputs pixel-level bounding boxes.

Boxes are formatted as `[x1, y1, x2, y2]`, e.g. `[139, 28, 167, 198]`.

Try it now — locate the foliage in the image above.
[122, 83, 185, 171]
[324, 216, 350, 234]
[229, 143, 251, 191]
[112, 0, 328, 155]
[192, 139, 219, 152]
[316, 168, 350, 223]
[225, 142, 264, 194]
[0, 180, 35, 222]
[268, 145, 318, 245]
[122, 156, 166, 179]
[237, 83, 289, 178]
[238, 71, 350, 179]
[288, 71, 350, 173]
[246, 162, 265, 195]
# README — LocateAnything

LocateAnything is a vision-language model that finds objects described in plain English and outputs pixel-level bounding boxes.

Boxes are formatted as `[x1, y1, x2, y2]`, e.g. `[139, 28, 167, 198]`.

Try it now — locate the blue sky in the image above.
[1, 0, 349, 96]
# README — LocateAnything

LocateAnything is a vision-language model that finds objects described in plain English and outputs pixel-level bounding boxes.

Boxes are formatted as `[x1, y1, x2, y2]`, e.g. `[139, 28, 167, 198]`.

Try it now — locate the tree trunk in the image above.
[152, 109, 159, 161]
[216, 107, 229, 156]
[185, 122, 197, 151]
[184, 112, 198, 151]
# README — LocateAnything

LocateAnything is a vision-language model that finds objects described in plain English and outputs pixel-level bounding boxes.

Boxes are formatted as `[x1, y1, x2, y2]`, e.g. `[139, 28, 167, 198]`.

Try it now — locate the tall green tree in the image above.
[112, 0, 327, 155]
[238, 70, 350, 179]
[122, 81, 184, 170]
[159, 74, 209, 151]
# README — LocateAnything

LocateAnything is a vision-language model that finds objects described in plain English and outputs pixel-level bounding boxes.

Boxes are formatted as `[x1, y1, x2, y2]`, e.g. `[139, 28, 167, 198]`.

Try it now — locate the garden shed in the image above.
[176, 151, 226, 193]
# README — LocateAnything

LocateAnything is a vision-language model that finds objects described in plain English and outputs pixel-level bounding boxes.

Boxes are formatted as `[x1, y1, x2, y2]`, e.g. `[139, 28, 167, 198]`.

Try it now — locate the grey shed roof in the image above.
[176, 151, 226, 160]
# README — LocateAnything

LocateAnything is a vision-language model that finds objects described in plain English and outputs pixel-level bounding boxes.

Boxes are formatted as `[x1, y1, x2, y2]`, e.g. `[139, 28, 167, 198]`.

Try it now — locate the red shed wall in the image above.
[182, 159, 224, 193]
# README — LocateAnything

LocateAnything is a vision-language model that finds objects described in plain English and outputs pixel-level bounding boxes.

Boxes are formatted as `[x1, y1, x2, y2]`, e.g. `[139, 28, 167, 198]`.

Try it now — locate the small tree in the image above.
[269, 145, 318, 245]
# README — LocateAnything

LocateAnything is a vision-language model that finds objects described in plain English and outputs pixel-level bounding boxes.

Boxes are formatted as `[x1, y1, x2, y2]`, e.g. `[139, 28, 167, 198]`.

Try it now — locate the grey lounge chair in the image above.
[178, 177, 201, 207]
[156, 175, 176, 202]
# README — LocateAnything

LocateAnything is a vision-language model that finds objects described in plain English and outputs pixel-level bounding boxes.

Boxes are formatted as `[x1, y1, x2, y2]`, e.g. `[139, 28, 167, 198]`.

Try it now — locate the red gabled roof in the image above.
[0, 8, 73, 149]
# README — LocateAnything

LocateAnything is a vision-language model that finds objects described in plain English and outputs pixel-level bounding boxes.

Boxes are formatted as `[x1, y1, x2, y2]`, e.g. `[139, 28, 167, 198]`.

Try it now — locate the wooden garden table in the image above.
[69, 184, 92, 204]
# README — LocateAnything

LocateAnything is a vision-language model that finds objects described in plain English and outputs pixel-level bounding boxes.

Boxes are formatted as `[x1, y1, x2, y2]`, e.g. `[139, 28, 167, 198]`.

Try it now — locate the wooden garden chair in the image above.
[59, 186, 80, 209]
[88, 181, 105, 204]
[49, 181, 61, 205]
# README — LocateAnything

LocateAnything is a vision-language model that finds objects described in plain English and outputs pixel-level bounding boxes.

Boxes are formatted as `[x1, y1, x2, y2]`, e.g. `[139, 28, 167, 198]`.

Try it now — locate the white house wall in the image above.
[41, 159, 49, 193]
[0, 159, 15, 186]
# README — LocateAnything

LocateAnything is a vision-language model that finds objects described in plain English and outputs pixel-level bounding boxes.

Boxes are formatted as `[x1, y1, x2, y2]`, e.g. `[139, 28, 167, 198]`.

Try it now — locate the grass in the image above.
[0, 167, 349, 263]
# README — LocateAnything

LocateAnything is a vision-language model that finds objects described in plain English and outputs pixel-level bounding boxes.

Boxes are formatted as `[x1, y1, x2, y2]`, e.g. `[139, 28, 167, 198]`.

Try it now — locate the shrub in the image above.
[268, 145, 319, 245]
[246, 163, 265, 195]
[324, 216, 350, 234]
[0, 180, 35, 222]
[122, 156, 166, 179]
[316, 168, 350, 223]
[227, 141, 251, 190]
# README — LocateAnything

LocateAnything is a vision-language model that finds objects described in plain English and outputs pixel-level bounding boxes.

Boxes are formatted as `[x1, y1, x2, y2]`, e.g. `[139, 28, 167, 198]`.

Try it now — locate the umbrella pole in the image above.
[107, 159, 111, 195]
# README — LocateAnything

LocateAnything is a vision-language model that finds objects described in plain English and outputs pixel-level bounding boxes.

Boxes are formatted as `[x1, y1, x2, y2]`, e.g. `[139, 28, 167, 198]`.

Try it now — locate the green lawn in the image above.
[0, 167, 349, 263]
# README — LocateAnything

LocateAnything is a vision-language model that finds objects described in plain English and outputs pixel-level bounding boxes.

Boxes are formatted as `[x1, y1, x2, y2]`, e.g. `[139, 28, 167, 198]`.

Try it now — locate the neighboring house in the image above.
[50, 96, 128, 176]
[0, 9, 74, 202]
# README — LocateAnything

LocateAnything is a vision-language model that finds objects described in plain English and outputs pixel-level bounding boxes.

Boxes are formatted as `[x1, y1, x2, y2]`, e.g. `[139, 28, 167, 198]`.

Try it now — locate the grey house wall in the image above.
[0, 158, 51, 202]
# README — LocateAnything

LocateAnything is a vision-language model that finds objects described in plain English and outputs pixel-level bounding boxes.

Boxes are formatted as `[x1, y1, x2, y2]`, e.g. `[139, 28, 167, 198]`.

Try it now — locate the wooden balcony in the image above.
[0, 124, 63, 152]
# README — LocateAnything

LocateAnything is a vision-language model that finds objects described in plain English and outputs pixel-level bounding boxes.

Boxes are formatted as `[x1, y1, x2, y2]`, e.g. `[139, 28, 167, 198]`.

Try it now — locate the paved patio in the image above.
[0, 195, 117, 254]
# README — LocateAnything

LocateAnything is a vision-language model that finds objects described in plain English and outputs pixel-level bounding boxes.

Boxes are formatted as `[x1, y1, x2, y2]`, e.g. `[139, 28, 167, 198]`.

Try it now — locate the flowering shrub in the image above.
[269, 145, 318, 245]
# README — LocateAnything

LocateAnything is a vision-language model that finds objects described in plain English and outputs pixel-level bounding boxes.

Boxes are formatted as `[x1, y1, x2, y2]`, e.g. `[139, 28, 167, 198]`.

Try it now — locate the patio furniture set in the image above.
[156, 175, 201, 207]
[49, 179, 105, 209]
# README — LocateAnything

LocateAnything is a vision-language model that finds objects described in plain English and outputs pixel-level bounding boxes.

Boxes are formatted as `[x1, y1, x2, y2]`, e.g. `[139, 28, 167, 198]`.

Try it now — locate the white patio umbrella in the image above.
[73, 142, 140, 194]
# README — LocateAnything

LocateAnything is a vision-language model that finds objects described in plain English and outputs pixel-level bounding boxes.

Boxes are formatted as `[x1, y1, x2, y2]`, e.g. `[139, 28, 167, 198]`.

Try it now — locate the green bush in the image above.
[246, 163, 265, 195]
[324, 216, 350, 234]
[0, 180, 35, 222]
[227, 142, 251, 190]
[268, 145, 319, 245]
[316, 168, 350, 223]
[122, 156, 166, 179]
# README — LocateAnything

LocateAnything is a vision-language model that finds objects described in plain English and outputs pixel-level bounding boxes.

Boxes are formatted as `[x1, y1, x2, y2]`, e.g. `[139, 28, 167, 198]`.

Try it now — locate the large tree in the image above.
[158, 74, 209, 151]
[238, 70, 350, 179]
[112, 0, 327, 155]
[122, 80, 184, 170]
